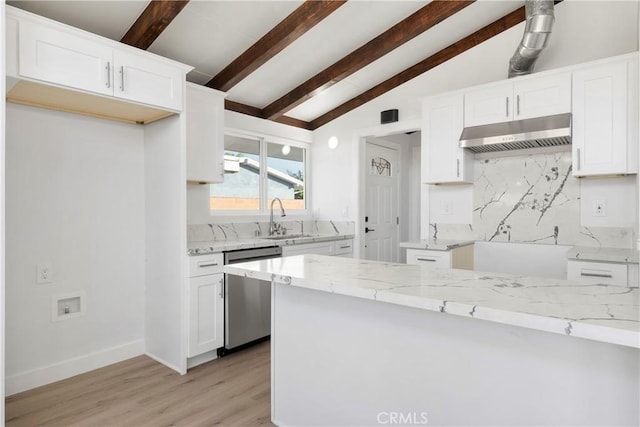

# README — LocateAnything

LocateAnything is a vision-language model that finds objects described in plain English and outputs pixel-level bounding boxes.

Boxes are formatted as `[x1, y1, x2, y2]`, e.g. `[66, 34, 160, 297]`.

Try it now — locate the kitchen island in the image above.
[223, 255, 639, 426]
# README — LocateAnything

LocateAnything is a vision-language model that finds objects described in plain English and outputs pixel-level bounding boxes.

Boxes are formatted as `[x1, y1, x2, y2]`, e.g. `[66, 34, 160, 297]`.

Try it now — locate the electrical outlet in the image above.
[442, 201, 453, 216]
[37, 263, 52, 284]
[593, 199, 607, 217]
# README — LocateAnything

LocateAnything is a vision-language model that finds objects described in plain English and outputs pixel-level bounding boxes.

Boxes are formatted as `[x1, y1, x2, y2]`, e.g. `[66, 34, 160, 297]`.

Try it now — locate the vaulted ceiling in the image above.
[7, 0, 532, 130]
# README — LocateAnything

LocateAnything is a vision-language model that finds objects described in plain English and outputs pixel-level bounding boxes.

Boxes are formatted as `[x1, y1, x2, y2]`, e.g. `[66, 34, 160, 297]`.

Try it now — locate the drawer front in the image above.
[567, 260, 628, 286]
[334, 240, 354, 256]
[188, 253, 224, 277]
[283, 242, 334, 257]
[406, 249, 451, 268]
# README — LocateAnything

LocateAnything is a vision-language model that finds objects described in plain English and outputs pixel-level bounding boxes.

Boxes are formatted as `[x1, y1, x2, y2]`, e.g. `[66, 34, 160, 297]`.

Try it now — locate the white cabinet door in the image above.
[422, 93, 472, 184]
[513, 72, 571, 120]
[406, 249, 451, 268]
[186, 83, 226, 183]
[464, 84, 512, 127]
[464, 72, 571, 126]
[18, 19, 112, 96]
[113, 49, 184, 112]
[572, 59, 638, 176]
[188, 273, 224, 357]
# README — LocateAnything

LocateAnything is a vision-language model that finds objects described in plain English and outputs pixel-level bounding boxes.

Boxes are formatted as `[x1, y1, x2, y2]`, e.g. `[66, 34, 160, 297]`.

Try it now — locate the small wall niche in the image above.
[52, 291, 85, 322]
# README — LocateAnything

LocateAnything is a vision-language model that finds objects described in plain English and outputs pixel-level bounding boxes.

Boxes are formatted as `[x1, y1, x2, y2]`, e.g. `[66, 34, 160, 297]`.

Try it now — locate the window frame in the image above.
[210, 128, 311, 219]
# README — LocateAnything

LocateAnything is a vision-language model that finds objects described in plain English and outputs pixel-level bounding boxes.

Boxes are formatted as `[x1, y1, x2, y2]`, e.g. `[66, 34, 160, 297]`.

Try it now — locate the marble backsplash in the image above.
[430, 152, 636, 249]
[188, 220, 355, 242]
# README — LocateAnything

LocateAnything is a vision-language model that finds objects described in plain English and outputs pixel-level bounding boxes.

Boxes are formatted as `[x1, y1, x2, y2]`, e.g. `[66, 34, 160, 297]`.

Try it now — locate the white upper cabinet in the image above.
[572, 58, 638, 177]
[7, 5, 191, 119]
[421, 93, 473, 184]
[112, 49, 185, 112]
[18, 19, 113, 97]
[464, 72, 571, 127]
[186, 83, 226, 183]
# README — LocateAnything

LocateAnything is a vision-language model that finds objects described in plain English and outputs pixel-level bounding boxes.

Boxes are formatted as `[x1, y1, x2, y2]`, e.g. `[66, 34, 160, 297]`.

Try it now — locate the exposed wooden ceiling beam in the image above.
[224, 100, 313, 131]
[309, 5, 527, 130]
[207, 0, 347, 92]
[120, 0, 190, 50]
[263, 0, 475, 121]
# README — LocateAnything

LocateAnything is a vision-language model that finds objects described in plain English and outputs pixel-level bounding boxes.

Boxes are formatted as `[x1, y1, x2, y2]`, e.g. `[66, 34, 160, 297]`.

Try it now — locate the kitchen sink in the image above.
[263, 234, 315, 240]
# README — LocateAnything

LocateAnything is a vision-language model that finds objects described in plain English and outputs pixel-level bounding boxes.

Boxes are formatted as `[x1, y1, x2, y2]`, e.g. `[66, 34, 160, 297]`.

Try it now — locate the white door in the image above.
[365, 142, 399, 262]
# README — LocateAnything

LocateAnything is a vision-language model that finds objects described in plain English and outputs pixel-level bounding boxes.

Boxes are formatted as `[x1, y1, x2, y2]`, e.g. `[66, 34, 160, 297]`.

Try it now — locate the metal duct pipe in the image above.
[508, 0, 555, 78]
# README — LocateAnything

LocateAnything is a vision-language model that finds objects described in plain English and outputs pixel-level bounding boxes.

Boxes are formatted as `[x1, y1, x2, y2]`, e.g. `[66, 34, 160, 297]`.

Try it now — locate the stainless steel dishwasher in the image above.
[221, 245, 282, 355]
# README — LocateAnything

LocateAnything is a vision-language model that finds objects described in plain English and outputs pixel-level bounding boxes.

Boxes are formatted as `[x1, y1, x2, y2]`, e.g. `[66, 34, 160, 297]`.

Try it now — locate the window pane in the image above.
[266, 142, 305, 211]
[210, 135, 261, 211]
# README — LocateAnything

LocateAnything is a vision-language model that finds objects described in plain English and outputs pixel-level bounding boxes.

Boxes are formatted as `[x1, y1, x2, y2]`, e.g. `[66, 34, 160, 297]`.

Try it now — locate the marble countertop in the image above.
[399, 239, 475, 251]
[567, 246, 639, 264]
[224, 255, 640, 349]
[187, 234, 355, 255]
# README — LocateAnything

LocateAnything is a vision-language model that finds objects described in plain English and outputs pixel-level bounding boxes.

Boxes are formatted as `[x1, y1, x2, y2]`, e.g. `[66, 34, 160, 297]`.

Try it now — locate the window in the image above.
[210, 132, 308, 214]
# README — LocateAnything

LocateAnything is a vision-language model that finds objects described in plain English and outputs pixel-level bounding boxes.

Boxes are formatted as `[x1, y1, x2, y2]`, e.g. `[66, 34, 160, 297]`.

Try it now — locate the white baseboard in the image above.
[5, 340, 144, 396]
[186, 349, 218, 370]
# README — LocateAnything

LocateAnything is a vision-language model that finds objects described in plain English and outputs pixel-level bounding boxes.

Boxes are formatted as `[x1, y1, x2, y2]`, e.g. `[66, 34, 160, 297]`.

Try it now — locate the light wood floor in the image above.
[5, 341, 273, 427]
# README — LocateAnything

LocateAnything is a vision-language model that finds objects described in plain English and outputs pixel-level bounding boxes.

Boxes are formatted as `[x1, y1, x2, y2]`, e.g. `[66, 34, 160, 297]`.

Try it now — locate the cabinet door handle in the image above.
[581, 272, 613, 278]
[219, 278, 224, 298]
[198, 262, 219, 268]
[119, 66, 125, 92]
[417, 258, 436, 262]
[516, 94, 520, 116]
[220, 160, 225, 177]
[105, 62, 111, 88]
[506, 97, 509, 117]
[576, 148, 581, 171]
[456, 159, 460, 177]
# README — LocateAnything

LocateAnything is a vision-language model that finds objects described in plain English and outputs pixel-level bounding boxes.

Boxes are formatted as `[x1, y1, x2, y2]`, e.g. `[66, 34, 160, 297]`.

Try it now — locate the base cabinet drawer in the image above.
[406, 249, 451, 268]
[333, 240, 354, 257]
[188, 253, 223, 277]
[567, 260, 629, 286]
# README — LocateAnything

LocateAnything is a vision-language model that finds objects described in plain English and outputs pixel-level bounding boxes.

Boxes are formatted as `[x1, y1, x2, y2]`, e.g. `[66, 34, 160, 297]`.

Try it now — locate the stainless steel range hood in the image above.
[459, 113, 571, 154]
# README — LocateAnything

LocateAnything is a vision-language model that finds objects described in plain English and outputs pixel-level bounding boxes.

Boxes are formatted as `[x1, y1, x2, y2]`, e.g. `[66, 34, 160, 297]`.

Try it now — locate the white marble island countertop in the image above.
[224, 254, 640, 349]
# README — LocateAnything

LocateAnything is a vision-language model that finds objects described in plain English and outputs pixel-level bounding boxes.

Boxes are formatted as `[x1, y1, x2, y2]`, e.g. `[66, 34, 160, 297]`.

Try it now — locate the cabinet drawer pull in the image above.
[198, 262, 219, 268]
[581, 272, 613, 278]
[105, 62, 111, 88]
[417, 258, 436, 262]
[119, 66, 125, 91]
[339, 245, 351, 249]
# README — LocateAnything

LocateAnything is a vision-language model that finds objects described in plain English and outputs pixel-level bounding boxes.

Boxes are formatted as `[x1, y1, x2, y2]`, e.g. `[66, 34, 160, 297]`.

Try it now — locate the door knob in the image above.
[365, 227, 375, 233]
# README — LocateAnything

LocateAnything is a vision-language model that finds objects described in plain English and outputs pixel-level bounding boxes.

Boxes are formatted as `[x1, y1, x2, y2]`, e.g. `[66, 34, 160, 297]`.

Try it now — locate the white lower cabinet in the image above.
[567, 260, 636, 287]
[406, 249, 451, 268]
[406, 245, 474, 270]
[187, 253, 224, 358]
[282, 239, 354, 258]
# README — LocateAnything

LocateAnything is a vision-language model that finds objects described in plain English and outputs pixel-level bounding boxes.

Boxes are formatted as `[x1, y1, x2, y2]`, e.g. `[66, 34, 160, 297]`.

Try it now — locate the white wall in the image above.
[5, 104, 145, 394]
[311, 1, 640, 226]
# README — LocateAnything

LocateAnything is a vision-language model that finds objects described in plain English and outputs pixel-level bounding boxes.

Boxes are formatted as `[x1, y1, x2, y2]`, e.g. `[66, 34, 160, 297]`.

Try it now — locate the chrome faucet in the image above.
[269, 198, 286, 235]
